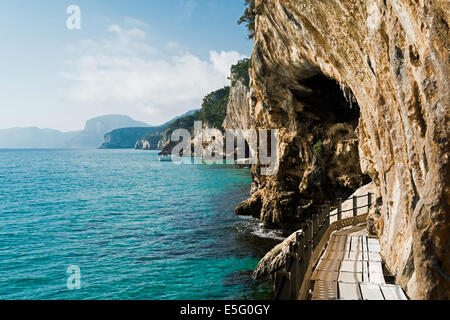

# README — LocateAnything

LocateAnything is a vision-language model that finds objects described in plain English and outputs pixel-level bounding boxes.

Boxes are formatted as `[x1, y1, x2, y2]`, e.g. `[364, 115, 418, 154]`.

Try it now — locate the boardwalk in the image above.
[310, 225, 408, 300]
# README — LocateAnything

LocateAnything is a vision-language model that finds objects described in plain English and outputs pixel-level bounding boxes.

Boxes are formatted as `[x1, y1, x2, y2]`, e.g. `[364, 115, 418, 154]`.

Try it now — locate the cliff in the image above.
[100, 127, 158, 149]
[223, 85, 252, 131]
[241, 0, 449, 299]
[135, 109, 201, 151]
[67, 115, 149, 148]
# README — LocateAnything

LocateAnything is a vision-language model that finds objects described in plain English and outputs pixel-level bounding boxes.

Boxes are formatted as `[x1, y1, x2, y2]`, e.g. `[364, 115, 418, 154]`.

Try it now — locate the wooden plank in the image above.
[313, 271, 339, 282]
[329, 240, 347, 252]
[359, 283, 384, 300]
[361, 270, 370, 282]
[312, 281, 338, 300]
[368, 243, 381, 252]
[343, 241, 351, 252]
[345, 236, 356, 243]
[340, 260, 368, 273]
[350, 237, 363, 252]
[369, 272, 386, 284]
[361, 236, 368, 249]
[338, 282, 361, 300]
[346, 251, 367, 261]
[324, 250, 345, 260]
[338, 272, 363, 283]
[379, 284, 408, 300]
[368, 252, 382, 262]
[316, 259, 341, 272]
[369, 261, 384, 273]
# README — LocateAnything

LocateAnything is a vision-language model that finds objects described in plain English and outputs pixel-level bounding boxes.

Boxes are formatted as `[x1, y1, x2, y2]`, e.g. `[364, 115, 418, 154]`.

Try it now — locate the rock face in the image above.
[67, 115, 150, 148]
[134, 109, 200, 151]
[223, 79, 252, 131]
[101, 127, 156, 149]
[246, 0, 449, 299]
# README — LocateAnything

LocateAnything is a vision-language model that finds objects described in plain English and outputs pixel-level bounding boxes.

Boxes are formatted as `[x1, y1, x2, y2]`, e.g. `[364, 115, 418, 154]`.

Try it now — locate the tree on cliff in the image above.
[230, 58, 251, 87]
[199, 87, 230, 130]
[238, 0, 255, 39]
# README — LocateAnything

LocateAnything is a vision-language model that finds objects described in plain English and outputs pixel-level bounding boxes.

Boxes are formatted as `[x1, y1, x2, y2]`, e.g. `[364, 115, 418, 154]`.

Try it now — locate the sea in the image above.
[0, 149, 282, 300]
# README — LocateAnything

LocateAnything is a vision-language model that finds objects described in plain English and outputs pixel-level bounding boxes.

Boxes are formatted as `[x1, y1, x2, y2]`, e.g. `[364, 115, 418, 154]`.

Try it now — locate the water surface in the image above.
[0, 149, 277, 300]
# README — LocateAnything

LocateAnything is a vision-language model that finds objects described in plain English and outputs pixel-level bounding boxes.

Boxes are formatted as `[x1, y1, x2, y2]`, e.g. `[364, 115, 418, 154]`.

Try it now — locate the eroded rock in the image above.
[247, 0, 449, 299]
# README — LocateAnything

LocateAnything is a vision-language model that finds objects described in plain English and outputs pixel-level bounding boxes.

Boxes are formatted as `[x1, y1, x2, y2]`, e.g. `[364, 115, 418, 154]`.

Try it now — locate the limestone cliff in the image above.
[101, 127, 156, 149]
[223, 79, 252, 131]
[242, 0, 449, 299]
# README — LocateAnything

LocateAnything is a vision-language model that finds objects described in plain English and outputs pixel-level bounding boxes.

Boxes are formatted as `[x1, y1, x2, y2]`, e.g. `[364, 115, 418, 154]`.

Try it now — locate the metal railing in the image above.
[273, 193, 373, 300]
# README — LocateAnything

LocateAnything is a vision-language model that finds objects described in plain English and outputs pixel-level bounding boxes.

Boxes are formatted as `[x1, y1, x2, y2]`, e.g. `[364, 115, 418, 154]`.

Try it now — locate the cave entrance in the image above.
[289, 72, 371, 207]
[292, 73, 360, 127]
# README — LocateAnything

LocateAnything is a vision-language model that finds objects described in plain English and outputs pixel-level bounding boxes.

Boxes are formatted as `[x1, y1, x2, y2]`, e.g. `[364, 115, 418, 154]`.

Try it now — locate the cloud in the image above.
[62, 24, 246, 124]
[210, 51, 246, 76]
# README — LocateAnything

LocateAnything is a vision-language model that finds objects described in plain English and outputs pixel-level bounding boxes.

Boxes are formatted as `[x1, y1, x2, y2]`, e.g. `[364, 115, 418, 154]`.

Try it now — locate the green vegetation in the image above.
[101, 127, 159, 149]
[163, 111, 201, 141]
[199, 87, 230, 130]
[238, 0, 255, 39]
[230, 58, 251, 87]
[313, 141, 323, 157]
[154, 58, 251, 142]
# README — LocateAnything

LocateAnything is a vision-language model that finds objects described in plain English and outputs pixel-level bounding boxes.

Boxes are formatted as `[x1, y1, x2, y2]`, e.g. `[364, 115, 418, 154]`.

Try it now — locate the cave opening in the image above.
[292, 73, 360, 128]
[288, 72, 371, 216]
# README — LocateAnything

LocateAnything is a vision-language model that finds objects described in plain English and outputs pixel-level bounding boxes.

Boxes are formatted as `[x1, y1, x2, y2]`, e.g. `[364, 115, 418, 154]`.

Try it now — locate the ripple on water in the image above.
[0, 149, 277, 300]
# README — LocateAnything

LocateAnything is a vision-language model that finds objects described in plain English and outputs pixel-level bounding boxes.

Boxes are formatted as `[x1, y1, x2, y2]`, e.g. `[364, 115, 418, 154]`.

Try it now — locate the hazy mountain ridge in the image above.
[134, 109, 201, 150]
[0, 115, 149, 149]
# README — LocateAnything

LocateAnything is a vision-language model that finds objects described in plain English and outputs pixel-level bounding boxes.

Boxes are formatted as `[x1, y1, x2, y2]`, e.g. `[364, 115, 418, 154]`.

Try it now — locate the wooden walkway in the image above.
[310, 225, 408, 300]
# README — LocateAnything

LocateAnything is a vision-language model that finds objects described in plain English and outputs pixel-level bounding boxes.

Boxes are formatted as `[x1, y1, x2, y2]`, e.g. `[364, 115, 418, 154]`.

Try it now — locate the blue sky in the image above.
[0, 0, 252, 131]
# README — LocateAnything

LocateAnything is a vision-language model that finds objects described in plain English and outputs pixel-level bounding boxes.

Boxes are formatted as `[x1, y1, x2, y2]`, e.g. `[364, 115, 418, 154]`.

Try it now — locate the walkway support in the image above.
[273, 193, 373, 300]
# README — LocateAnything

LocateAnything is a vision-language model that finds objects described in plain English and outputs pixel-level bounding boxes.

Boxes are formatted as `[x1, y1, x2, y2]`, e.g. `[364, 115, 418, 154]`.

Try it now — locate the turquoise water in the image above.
[0, 149, 275, 300]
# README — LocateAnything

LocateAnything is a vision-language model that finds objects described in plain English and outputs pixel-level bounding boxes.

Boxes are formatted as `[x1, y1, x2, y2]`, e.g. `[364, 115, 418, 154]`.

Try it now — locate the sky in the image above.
[0, 0, 253, 131]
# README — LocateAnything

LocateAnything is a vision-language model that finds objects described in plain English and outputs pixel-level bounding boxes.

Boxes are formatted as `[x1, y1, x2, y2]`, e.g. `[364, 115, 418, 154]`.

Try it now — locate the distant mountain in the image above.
[0, 127, 77, 149]
[98, 109, 201, 150]
[134, 109, 200, 150]
[0, 114, 149, 149]
[66, 115, 149, 148]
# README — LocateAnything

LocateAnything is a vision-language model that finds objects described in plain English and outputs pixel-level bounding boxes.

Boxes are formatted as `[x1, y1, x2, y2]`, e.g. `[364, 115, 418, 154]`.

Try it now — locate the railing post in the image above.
[311, 215, 315, 250]
[288, 242, 297, 299]
[274, 271, 291, 300]
[302, 222, 311, 265]
[368, 192, 372, 209]
[313, 214, 320, 250]
[324, 201, 330, 229]
[296, 231, 305, 290]
[353, 196, 357, 217]
[337, 198, 342, 221]
[308, 219, 314, 257]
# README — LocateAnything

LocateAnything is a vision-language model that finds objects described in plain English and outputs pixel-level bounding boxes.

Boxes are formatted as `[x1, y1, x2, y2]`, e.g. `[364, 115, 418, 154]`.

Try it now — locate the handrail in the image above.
[339, 204, 372, 213]
[272, 192, 374, 300]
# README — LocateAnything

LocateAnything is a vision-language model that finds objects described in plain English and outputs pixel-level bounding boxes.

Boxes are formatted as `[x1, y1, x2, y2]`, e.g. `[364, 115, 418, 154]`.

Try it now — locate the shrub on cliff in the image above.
[230, 58, 251, 87]
[313, 141, 323, 157]
[163, 111, 201, 142]
[199, 87, 230, 130]
[238, 0, 255, 39]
